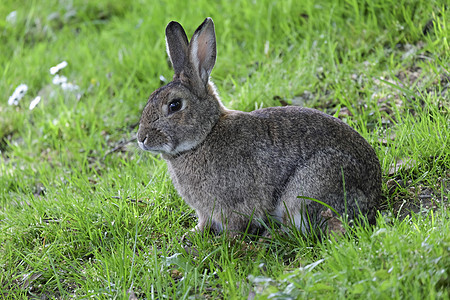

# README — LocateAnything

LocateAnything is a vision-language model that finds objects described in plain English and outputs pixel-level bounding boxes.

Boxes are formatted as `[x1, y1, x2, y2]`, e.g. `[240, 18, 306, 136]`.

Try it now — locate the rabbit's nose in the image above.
[138, 135, 147, 144]
[137, 136, 149, 151]
[137, 129, 147, 143]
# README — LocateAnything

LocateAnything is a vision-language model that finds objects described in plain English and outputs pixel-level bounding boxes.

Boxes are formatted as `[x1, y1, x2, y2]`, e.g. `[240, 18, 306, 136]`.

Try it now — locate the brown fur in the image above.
[137, 18, 382, 234]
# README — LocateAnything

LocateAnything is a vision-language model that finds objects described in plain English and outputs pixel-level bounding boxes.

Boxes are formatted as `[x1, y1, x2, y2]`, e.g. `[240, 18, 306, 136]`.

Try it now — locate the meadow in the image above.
[0, 0, 449, 298]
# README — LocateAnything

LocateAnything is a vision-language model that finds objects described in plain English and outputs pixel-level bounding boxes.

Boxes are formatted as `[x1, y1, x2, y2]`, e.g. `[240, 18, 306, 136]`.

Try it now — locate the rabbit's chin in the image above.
[138, 140, 198, 156]
[138, 140, 170, 154]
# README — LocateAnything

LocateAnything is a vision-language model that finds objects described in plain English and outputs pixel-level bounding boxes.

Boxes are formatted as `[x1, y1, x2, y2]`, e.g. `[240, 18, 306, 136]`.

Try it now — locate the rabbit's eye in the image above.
[168, 99, 182, 114]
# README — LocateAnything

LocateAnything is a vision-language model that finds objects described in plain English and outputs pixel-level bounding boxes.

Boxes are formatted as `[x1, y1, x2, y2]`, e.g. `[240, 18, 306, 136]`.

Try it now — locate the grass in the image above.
[0, 0, 449, 298]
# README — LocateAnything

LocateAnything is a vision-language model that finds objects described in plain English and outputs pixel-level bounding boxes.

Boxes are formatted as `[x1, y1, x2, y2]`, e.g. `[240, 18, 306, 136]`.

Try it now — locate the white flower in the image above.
[29, 96, 41, 110]
[6, 11, 17, 25]
[52, 74, 68, 85]
[50, 61, 68, 75]
[8, 84, 28, 106]
[61, 82, 79, 92]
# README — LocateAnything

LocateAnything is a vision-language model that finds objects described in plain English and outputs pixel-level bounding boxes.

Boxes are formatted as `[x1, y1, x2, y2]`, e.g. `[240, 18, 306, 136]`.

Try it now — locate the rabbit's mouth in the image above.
[137, 125, 173, 153]
[138, 136, 199, 157]
[137, 123, 202, 156]
[137, 136, 172, 154]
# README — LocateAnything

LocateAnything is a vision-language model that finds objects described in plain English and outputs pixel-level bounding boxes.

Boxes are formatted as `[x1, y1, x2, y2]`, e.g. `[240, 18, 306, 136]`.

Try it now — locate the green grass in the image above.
[1, 0, 449, 298]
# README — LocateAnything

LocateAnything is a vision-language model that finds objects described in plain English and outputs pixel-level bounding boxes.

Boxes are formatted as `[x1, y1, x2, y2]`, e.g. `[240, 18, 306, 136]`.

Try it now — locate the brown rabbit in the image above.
[137, 18, 382, 235]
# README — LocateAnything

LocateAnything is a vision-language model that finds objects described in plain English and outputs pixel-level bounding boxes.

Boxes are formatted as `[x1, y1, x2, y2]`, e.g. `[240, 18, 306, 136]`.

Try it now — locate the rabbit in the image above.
[137, 18, 382, 235]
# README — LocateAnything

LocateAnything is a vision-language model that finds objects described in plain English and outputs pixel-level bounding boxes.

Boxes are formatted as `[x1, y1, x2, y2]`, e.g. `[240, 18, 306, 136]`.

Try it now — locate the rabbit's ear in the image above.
[189, 18, 216, 85]
[165, 21, 189, 75]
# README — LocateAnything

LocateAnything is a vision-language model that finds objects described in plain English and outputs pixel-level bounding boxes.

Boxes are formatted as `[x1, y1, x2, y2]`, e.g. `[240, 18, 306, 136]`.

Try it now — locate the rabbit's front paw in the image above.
[192, 218, 209, 232]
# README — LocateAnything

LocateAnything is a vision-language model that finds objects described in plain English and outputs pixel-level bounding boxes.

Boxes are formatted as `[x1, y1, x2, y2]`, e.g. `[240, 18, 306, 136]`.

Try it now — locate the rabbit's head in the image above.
[137, 18, 223, 156]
